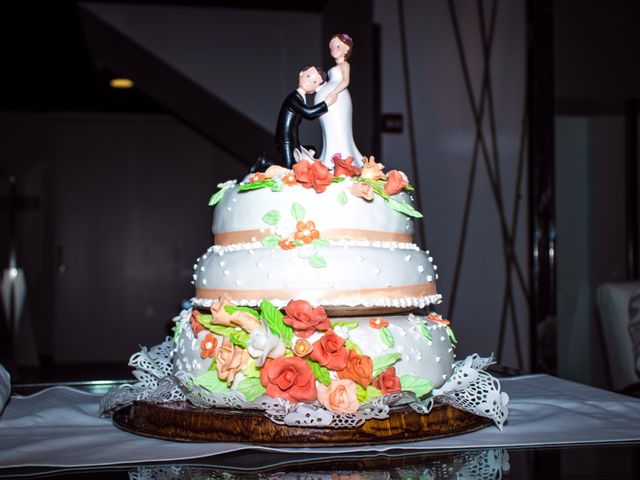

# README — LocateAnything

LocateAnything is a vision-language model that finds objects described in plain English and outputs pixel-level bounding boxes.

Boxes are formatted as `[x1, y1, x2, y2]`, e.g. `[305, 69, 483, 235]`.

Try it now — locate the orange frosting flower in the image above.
[332, 154, 361, 177]
[337, 349, 373, 387]
[360, 156, 387, 180]
[190, 310, 206, 336]
[384, 169, 409, 195]
[260, 356, 317, 403]
[374, 366, 402, 394]
[282, 171, 298, 186]
[215, 337, 250, 385]
[283, 300, 331, 338]
[427, 312, 451, 325]
[369, 317, 389, 329]
[292, 338, 313, 357]
[293, 160, 333, 193]
[348, 182, 374, 201]
[316, 379, 359, 413]
[309, 329, 349, 371]
[278, 237, 296, 250]
[294, 221, 320, 244]
[248, 172, 266, 183]
[200, 332, 217, 359]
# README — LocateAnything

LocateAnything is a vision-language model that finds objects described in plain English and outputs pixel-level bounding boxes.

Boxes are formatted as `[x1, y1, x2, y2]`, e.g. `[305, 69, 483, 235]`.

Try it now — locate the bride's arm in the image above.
[325, 62, 350, 104]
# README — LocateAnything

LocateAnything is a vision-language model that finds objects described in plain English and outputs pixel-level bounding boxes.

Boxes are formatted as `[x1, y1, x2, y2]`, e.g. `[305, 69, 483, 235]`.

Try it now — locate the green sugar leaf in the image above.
[238, 179, 276, 191]
[270, 182, 284, 192]
[385, 197, 423, 218]
[345, 339, 363, 355]
[311, 238, 330, 247]
[262, 210, 281, 225]
[445, 326, 458, 344]
[195, 314, 214, 330]
[306, 358, 331, 385]
[356, 384, 383, 402]
[230, 331, 250, 349]
[372, 353, 402, 377]
[236, 377, 266, 402]
[260, 298, 293, 346]
[291, 202, 305, 221]
[419, 322, 432, 341]
[208, 188, 227, 206]
[293, 240, 304, 247]
[308, 254, 327, 268]
[224, 305, 260, 319]
[379, 327, 395, 348]
[399, 375, 433, 399]
[332, 177, 346, 183]
[337, 190, 348, 205]
[172, 322, 182, 343]
[331, 320, 359, 330]
[262, 235, 281, 248]
[194, 371, 230, 393]
[243, 361, 260, 378]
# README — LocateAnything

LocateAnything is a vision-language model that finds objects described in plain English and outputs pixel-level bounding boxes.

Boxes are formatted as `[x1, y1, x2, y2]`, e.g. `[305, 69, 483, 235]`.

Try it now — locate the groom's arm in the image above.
[291, 95, 328, 120]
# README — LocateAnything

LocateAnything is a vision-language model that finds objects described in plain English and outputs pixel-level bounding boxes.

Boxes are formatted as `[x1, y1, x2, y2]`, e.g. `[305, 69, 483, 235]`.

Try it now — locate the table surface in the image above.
[1, 374, 640, 476]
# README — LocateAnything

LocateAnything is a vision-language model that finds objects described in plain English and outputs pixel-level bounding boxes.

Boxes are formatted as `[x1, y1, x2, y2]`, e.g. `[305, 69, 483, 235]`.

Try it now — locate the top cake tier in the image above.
[192, 161, 441, 311]
[212, 181, 414, 245]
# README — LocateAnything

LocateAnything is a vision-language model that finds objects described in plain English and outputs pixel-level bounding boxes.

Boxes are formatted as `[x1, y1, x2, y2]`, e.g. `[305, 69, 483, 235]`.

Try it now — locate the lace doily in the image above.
[102, 334, 508, 429]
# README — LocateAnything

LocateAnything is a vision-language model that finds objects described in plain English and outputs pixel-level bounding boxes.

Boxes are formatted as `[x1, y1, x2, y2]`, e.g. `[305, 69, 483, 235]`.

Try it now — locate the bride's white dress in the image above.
[314, 64, 363, 167]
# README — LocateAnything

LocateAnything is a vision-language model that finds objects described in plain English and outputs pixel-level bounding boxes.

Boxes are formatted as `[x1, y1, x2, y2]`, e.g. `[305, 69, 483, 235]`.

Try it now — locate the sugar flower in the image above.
[260, 356, 317, 403]
[384, 169, 409, 195]
[283, 300, 331, 338]
[247, 320, 286, 367]
[360, 156, 386, 180]
[316, 379, 360, 413]
[215, 337, 250, 385]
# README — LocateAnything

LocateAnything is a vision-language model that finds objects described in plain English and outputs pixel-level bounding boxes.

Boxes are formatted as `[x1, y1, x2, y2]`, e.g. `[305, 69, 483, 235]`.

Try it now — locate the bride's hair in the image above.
[301, 65, 327, 84]
[331, 34, 353, 61]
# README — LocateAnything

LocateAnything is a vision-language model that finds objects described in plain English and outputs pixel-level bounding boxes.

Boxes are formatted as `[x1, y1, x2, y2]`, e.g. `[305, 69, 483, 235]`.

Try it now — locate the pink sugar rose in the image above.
[316, 379, 360, 413]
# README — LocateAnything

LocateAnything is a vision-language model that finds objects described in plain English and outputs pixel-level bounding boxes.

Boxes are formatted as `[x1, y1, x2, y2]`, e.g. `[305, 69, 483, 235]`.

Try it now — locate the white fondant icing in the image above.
[213, 182, 415, 237]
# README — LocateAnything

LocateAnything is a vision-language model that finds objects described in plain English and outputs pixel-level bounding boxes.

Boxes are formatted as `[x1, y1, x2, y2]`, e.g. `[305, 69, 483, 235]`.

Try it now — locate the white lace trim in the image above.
[102, 340, 508, 430]
[192, 293, 443, 309]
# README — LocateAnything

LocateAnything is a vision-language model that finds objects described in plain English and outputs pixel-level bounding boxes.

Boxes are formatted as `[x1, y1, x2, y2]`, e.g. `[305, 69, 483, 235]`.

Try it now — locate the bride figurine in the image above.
[314, 34, 364, 168]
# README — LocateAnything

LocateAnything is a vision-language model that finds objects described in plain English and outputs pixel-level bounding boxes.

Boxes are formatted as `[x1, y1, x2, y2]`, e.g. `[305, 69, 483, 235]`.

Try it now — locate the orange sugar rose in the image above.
[283, 300, 331, 338]
[215, 337, 250, 385]
[316, 379, 359, 413]
[309, 329, 349, 371]
[292, 338, 313, 357]
[332, 153, 361, 177]
[260, 356, 317, 403]
[293, 160, 333, 193]
[337, 349, 373, 387]
[348, 182, 374, 201]
[248, 172, 266, 183]
[374, 366, 401, 394]
[384, 169, 409, 195]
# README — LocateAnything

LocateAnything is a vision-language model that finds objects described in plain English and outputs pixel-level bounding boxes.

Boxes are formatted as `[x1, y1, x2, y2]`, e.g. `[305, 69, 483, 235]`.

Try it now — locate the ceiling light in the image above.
[110, 78, 134, 89]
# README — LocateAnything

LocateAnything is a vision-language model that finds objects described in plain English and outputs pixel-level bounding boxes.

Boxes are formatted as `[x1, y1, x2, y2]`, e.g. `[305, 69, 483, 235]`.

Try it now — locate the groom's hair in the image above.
[301, 65, 327, 84]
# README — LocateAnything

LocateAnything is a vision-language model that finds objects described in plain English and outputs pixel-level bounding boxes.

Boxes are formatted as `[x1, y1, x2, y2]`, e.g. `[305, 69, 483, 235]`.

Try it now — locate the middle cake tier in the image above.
[193, 242, 440, 309]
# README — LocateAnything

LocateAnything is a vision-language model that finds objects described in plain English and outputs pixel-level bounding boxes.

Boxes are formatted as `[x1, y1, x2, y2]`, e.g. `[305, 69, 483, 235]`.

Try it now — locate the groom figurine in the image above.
[274, 65, 335, 168]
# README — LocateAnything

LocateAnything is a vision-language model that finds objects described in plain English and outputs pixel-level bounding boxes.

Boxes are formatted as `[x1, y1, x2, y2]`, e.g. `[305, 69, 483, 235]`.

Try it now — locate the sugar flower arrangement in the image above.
[208, 152, 422, 219]
[179, 297, 441, 412]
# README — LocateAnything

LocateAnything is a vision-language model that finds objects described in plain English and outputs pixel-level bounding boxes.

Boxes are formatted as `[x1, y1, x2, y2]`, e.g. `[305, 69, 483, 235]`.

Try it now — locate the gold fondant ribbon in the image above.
[214, 228, 413, 245]
[195, 283, 437, 302]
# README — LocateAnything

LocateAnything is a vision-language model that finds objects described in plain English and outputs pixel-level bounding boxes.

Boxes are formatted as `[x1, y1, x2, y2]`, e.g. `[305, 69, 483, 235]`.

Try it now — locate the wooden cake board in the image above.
[113, 401, 491, 445]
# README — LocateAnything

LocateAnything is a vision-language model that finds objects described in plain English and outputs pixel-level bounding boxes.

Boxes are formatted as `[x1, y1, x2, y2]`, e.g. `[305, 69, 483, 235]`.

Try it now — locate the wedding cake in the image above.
[103, 34, 508, 438]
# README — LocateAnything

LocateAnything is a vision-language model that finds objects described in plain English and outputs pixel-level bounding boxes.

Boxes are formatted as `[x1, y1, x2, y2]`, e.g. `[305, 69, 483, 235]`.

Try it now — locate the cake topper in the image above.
[270, 65, 337, 169]
[314, 33, 363, 168]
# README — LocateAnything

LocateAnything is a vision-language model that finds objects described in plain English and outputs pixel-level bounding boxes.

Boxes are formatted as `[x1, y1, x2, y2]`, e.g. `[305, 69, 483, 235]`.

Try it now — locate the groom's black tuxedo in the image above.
[275, 91, 327, 168]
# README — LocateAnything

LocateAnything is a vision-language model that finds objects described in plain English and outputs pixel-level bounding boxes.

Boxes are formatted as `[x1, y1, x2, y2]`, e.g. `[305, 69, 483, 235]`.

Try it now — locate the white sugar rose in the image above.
[247, 322, 286, 367]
